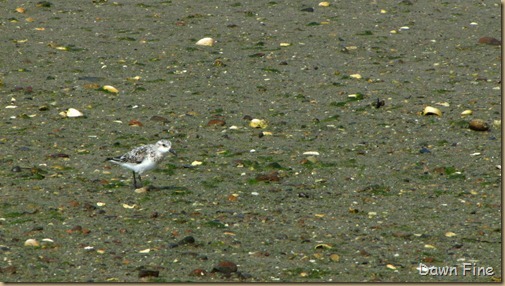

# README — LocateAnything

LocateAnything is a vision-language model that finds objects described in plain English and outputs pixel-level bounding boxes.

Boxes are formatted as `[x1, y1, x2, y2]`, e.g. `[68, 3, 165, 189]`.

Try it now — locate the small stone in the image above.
[138, 269, 159, 278]
[212, 260, 238, 274]
[178, 236, 195, 245]
[11, 166, 22, 172]
[150, 115, 169, 123]
[329, 253, 340, 262]
[478, 37, 501, 45]
[256, 171, 280, 182]
[469, 119, 489, 131]
[207, 119, 226, 126]
[190, 268, 207, 276]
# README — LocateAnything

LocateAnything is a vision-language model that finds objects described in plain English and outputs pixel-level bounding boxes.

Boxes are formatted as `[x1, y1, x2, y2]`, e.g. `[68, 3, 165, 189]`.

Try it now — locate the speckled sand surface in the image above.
[0, 0, 501, 282]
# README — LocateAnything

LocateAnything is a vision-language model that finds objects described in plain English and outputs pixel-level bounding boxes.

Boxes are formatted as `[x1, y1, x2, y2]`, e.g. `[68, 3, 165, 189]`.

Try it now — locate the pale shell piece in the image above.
[42, 238, 54, 243]
[279, 42, 291, 47]
[445, 232, 457, 237]
[66, 108, 84, 118]
[5, 105, 17, 109]
[24, 239, 40, 247]
[399, 26, 410, 31]
[436, 102, 450, 107]
[422, 106, 442, 116]
[191, 160, 203, 166]
[461, 109, 473, 116]
[386, 264, 397, 270]
[229, 125, 239, 129]
[196, 37, 215, 46]
[303, 151, 320, 156]
[249, 118, 268, 129]
[318, 2, 330, 7]
[102, 85, 119, 93]
[122, 203, 136, 209]
[139, 248, 151, 253]
[96, 202, 106, 207]
[349, 74, 362, 79]
[261, 131, 273, 136]
[424, 244, 436, 249]
[493, 120, 501, 128]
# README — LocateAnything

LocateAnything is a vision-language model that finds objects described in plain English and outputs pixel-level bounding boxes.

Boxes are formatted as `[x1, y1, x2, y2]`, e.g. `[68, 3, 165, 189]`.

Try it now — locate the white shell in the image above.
[303, 151, 320, 156]
[66, 108, 84, 118]
[24, 239, 40, 247]
[422, 106, 442, 116]
[461, 109, 473, 116]
[102, 85, 119, 93]
[249, 119, 268, 129]
[196, 37, 215, 46]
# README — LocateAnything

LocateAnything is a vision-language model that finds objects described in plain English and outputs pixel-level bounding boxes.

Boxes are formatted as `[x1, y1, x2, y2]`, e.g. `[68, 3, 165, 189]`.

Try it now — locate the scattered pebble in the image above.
[207, 119, 226, 126]
[178, 236, 195, 245]
[138, 269, 159, 278]
[478, 37, 501, 45]
[468, 119, 489, 131]
[190, 268, 207, 277]
[212, 260, 238, 274]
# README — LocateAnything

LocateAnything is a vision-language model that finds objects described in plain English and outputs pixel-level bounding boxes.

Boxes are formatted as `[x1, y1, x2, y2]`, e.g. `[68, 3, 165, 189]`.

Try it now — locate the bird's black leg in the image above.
[138, 174, 142, 187]
[132, 171, 139, 189]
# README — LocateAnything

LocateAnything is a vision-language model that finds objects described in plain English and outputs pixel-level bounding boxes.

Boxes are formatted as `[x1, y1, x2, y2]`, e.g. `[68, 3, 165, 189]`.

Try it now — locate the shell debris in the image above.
[196, 37, 215, 46]
[102, 85, 119, 93]
[249, 119, 268, 129]
[422, 106, 442, 116]
[60, 108, 84, 118]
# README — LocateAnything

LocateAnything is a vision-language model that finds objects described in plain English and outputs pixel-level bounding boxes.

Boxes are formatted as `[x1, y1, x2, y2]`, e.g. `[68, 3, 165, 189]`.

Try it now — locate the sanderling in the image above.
[106, 139, 176, 188]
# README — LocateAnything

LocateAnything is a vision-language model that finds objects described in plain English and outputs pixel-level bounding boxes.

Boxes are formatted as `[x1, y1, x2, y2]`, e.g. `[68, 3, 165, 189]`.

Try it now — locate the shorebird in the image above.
[106, 139, 176, 188]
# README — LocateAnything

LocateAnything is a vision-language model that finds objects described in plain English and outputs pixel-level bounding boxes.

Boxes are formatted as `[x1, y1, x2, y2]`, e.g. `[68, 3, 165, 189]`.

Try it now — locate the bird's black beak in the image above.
[170, 149, 177, 156]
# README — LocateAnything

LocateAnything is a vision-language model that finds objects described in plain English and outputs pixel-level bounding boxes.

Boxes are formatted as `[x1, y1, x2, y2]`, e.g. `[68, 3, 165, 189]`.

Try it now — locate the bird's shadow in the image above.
[142, 185, 187, 192]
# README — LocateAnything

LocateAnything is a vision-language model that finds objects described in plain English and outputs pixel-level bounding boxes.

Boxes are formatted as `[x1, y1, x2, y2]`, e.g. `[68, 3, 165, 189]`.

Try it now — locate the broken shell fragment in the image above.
[303, 151, 320, 156]
[468, 119, 489, 131]
[318, 2, 330, 7]
[24, 239, 40, 247]
[461, 109, 473, 116]
[196, 37, 215, 47]
[249, 119, 268, 129]
[102, 85, 119, 93]
[422, 106, 442, 116]
[60, 108, 84, 118]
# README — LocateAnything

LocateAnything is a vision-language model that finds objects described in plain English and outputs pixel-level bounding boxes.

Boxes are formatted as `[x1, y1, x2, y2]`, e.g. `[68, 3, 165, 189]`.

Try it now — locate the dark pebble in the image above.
[207, 119, 226, 126]
[190, 268, 207, 277]
[178, 236, 195, 245]
[301, 7, 314, 12]
[478, 36, 501, 45]
[238, 271, 252, 279]
[11, 166, 22, 172]
[298, 192, 310, 198]
[150, 115, 170, 123]
[138, 269, 159, 278]
[242, 115, 253, 121]
[167, 243, 179, 249]
[468, 119, 490, 131]
[256, 171, 281, 182]
[212, 260, 238, 274]
[419, 147, 431, 154]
